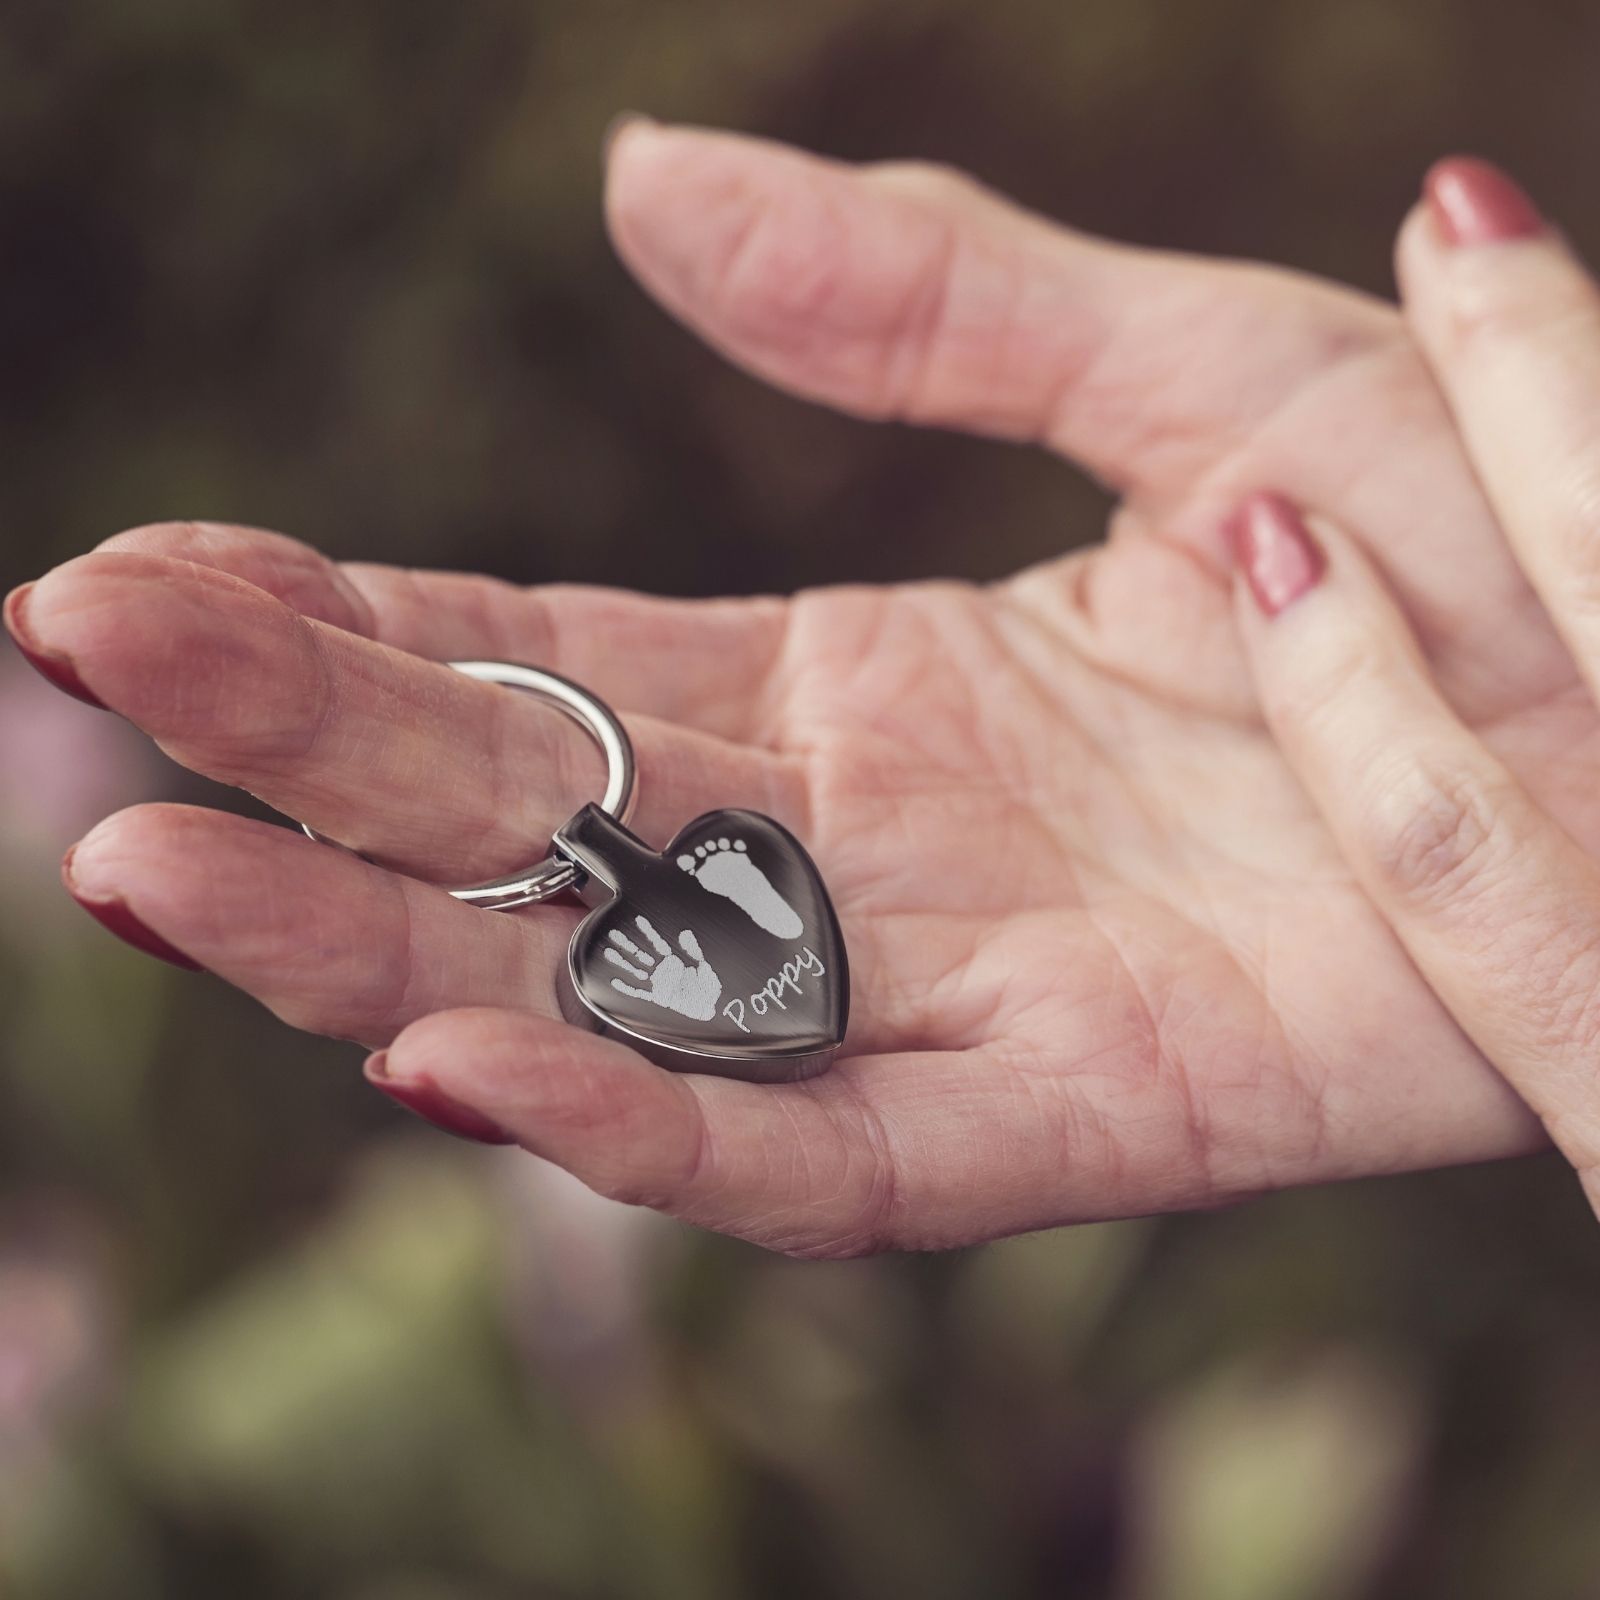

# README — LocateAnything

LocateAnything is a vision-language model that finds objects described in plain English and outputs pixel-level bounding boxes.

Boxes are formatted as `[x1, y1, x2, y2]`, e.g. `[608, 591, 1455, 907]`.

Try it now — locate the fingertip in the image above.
[59, 805, 156, 897]
[384, 1005, 500, 1077]
[3, 580, 33, 642]
[29, 548, 220, 627]
[362, 1046, 518, 1146]
[387, 1008, 699, 1189]
[21, 550, 328, 745]
[1422, 156, 1545, 248]
[603, 121, 823, 310]
[97, 522, 377, 635]
[601, 109, 655, 169]
[1392, 195, 1440, 292]
[61, 812, 210, 972]
[1223, 493, 1328, 620]
[5, 578, 108, 708]
[56, 802, 315, 949]
[601, 115, 680, 234]
[10, 556, 121, 699]
[18, 551, 277, 704]
[1399, 159, 1558, 315]
[387, 1007, 606, 1117]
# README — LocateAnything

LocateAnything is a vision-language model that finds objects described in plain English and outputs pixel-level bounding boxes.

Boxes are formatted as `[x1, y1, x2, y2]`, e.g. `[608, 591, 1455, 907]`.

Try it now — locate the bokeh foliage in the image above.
[4, 1, 1600, 1596]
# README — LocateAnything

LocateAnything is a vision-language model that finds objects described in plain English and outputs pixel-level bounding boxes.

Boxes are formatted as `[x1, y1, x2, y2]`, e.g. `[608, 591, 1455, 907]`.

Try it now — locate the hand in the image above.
[4, 128, 1576, 1256]
[1226, 160, 1600, 1218]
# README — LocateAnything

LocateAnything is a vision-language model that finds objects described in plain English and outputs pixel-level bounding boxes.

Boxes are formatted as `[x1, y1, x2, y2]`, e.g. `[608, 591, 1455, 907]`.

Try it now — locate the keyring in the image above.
[297, 658, 847, 1083]
[302, 661, 636, 911]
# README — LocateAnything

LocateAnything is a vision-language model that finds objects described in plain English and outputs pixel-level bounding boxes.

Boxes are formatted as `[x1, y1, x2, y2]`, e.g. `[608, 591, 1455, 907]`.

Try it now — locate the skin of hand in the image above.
[3, 125, 1587, 1257]
[1227, 160, 1600, 1220]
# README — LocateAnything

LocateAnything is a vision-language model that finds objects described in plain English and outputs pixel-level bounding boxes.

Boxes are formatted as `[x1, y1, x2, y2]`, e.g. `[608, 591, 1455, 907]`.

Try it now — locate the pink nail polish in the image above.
[364, 1053, 517, 1146]
[4, 584, 107, 709]
[1226, 493, 1327, 617]
[1424, 158, 1545, 247]
[61, 844, 206, 971]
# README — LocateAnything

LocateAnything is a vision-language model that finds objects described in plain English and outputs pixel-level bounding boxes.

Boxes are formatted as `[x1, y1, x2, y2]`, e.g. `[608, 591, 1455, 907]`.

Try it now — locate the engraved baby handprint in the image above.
[603, 915, 722, 1021]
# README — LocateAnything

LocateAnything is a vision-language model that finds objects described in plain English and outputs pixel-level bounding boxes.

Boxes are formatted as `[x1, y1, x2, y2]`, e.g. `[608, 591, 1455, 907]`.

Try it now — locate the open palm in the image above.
[12, 124, 1582, 1253]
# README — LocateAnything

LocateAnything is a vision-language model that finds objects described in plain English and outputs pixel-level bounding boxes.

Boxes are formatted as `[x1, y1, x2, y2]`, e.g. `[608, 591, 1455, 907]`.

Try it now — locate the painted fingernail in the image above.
[363, 1053, 518, 1146]
[3, 584, 106, 709]
[602, 110, 653, 165]
[1424, 157, 1545, 247]
[61, 843, 205, 971]
[1226, 493, 1327, 618]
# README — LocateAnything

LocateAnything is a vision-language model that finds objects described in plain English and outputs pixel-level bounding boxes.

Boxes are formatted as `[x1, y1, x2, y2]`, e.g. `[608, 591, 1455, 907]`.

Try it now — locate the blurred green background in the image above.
[5, 1, 1600, 1596]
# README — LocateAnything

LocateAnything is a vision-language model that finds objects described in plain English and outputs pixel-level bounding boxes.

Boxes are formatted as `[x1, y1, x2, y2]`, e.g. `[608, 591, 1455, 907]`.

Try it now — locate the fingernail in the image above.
[602, 110, 653, 165]
[363, 1053, 517, 1147]
[1226, 493, 1327, 617]
[1424, 157, 1545, 247]
[3, 584, 106, 709]
[61, 843, 205, 971]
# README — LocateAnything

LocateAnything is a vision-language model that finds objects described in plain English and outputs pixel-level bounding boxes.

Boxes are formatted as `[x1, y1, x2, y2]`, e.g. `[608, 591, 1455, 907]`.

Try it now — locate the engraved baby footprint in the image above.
[604, 915, 722, 1021]
[677, 837, 804, 939]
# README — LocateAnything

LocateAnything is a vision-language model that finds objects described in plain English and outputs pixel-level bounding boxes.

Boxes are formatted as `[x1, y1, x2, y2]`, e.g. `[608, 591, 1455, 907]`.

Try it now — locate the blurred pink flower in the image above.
[0, 1200, 116, 1528]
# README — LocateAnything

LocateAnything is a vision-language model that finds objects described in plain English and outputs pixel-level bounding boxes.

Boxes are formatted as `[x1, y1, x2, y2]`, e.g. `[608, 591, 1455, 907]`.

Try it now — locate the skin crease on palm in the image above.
[10, 121, 1592, 1256]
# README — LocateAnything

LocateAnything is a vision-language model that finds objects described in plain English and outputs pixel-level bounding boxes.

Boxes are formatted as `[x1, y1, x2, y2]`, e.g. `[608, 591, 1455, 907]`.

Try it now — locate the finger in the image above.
[606, 928, 647, 961]
[70, 804, 917, 1074]
[94, 521, 786, 742]
[342, 564, 787, 743]
[95, 521, 378, 633]
[634, 915, 670, 958]
[678, 928, 705, 961]
[377, 1004, 1260, 1253]
[62, 804, 575, 1049]
[9, 550, 805, 880]
[610, 981, 652, 1002]
[1398, 159, 1600, 695]
[605, 119, 1394, 493]
[1228, 493, 1600, 1197]
[371, 1007, 1000, 1255]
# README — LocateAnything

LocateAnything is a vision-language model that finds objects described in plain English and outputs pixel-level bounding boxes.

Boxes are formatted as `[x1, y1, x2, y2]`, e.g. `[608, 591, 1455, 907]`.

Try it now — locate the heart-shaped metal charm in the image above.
[298, 662, 848, 1083]
[552, 804, 849, 1082]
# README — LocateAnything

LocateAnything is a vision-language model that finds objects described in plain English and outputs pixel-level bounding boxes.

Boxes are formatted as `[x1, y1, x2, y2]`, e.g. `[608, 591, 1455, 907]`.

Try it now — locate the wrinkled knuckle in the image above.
[713, 184, 851, 336]
[1358, 760, 1515, 913]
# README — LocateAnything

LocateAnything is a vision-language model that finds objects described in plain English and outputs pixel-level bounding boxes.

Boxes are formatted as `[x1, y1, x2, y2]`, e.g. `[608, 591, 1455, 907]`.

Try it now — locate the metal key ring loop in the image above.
[300, 660, 636, 912]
